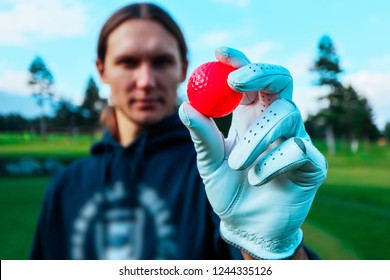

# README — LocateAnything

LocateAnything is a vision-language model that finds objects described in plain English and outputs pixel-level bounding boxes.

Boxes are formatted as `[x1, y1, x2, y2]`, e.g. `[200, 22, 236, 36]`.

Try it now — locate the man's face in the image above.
[97, 19, 187, 127]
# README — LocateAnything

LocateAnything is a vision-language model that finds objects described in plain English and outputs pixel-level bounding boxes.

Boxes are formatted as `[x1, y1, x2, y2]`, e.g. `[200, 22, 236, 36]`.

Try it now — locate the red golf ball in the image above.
[187, 61, 242, 118]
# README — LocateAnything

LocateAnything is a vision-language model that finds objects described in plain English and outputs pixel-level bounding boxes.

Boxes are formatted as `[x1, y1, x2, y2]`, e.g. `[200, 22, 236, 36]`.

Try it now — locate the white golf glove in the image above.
[179, 47, 327, 259]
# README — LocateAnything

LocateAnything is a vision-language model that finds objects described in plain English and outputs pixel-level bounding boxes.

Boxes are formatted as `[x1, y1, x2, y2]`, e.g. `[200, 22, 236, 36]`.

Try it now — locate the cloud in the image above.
[293, 85, 329, 120]
[285, 53, 329, 121]
[241, 41, 280, 62]
[344, 70, 390, 129]
[289, 68, 390, 130]
[199, 31, 231, 47]
[0, 0, 88, 45]
[284, 52, 314, 79]
[368, 54, 390, 70]
[0, 70, 31, 95]
[0, 68, 64, 101]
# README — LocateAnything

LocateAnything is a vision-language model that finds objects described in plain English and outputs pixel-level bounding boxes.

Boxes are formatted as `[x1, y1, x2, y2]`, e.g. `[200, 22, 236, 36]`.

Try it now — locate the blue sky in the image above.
[1, 0, 390, 129]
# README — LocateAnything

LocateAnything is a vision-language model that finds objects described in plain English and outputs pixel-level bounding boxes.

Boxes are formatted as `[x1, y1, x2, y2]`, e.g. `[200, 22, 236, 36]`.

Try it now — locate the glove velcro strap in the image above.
[220, 222, 303, 260]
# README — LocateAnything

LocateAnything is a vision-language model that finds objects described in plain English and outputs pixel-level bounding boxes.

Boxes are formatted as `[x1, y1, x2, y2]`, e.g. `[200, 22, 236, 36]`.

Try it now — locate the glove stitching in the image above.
[220, 234, 301, 260]
[230, 73, 292, 91]
[222, 223, 302, 254]
[218, 172, 246, 216]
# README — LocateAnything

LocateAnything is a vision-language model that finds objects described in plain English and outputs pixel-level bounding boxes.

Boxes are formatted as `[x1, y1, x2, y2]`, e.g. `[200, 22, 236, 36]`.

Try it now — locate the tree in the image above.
[79, 76, 107, 132]
[311, 35, 343, 87]
[311, 35, 343, 155]
[344, 86, 379, 140]
[310, 35, 380, 153]
[28, 56, 54, 139]
[384, 123, 390, 142]
[342, 86, 380, 151]
[0, 113, 31, 131]
[304, 113, 326, 140]
[52, 98, 79, 130]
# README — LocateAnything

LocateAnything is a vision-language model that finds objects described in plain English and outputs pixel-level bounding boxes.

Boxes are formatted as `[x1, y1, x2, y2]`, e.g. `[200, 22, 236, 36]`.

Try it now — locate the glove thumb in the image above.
[178, 102, 226, 177]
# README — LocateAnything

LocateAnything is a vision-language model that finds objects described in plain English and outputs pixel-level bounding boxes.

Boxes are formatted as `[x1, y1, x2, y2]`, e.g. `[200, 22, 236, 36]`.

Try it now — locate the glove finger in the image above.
[228, 63, 293, 100]
[228, 99, 308, 170]
[249, 137, 328, 186]
[215, 47, 258, 105]
[229, 91, 280, 138]
[229, 63, 293, 136]
[248, 137, 306, 186]
[178, 102, 225, 177]
[215, 46, 251, 68]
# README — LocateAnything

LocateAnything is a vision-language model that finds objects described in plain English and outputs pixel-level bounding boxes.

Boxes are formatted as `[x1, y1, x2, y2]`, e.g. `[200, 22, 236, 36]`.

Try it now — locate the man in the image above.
[31, 2, 326, 260]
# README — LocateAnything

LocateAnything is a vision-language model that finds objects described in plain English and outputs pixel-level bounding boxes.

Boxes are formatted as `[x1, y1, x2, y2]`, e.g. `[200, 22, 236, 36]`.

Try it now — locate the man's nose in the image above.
[136, 63, 156, 89]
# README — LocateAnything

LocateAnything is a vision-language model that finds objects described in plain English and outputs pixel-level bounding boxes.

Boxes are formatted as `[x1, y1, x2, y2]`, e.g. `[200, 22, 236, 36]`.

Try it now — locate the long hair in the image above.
[97, 3, 188, 138]
[97, 2, 188, 64]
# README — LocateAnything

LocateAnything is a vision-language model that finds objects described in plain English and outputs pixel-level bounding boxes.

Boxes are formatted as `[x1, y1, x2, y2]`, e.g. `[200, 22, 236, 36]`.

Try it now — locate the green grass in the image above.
[0, 176, 49, 259]
[304, 184, 390, 259]
[0, 133, 96, 259]
[303, 144, 390, 259]
[0, 134, 389, 259]
[0, 132, 97, 160]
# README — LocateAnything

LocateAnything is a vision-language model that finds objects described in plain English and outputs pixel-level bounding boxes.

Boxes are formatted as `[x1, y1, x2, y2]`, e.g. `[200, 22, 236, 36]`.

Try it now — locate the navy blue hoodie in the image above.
[30, 113, 242, 260]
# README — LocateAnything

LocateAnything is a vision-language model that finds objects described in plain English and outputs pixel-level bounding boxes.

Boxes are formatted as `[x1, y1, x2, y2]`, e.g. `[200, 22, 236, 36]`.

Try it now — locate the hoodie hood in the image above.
[89, 112, 193, 211]
[90, 112, 191, 156]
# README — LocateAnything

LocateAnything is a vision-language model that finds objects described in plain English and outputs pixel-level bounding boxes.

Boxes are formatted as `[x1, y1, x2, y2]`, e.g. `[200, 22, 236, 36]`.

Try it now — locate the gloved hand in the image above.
[178, 47, 327, 260]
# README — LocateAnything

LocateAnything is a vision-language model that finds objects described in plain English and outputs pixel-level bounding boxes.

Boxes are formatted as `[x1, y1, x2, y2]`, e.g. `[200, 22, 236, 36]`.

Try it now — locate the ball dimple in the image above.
[187, 61, 242, 118]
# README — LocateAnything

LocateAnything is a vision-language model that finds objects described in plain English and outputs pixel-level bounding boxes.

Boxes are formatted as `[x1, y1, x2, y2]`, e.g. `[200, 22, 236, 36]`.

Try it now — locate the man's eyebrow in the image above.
[113, 54, 139, 62]
[152, 53, 176, 60]
[113, 53, 176, 62]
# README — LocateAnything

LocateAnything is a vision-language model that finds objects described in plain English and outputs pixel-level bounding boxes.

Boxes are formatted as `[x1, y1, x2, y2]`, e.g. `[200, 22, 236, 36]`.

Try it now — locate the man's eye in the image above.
[153, 57, 174, 69]
[118, 58, 139, 68]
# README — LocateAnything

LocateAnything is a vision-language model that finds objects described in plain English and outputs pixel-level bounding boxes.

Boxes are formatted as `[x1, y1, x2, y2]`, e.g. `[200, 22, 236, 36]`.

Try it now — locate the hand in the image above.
[179, 47, 327, 260]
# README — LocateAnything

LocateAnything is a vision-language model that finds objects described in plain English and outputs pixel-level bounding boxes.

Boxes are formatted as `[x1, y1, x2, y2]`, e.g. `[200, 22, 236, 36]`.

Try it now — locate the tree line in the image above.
[306, 35, 387, 154]
[1, 35, 390, 148]
[1, 56, 107, 137]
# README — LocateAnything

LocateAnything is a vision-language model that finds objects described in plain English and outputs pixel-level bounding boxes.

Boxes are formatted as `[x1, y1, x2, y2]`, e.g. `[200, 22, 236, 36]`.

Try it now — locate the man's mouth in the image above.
[129, 97, 165, 109]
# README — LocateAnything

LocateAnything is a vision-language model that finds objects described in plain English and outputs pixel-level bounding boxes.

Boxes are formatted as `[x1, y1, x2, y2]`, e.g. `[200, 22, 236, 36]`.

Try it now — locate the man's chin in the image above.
[132, 112, 168, 126]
